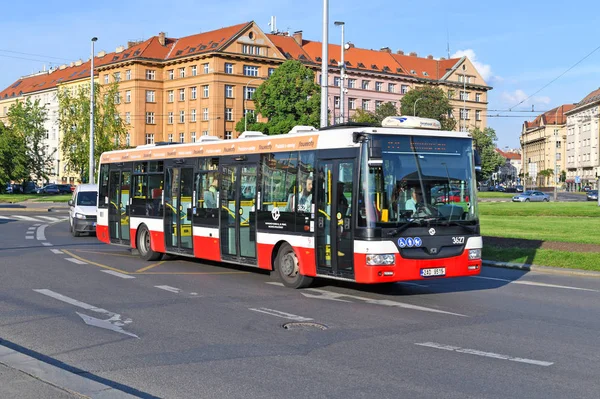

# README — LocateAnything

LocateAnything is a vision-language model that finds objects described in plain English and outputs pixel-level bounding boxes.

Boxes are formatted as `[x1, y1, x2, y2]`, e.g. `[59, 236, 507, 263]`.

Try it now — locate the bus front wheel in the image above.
[137, 225, 162, 261]
[276, 243, 313, 289]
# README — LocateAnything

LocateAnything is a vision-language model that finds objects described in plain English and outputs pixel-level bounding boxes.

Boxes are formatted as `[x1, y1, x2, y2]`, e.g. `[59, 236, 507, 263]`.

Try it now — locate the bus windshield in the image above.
[358, 135, 478, 228]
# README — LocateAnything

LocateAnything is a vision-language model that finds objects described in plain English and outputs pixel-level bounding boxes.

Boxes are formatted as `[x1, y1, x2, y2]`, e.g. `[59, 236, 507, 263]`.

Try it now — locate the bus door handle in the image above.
[318, 217, 324, 228]
[344, 218, 350, 230]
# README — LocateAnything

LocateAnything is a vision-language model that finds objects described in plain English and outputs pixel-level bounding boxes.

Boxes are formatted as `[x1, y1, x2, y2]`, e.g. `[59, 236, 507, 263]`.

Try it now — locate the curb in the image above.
[483, 260, 600, 278]
[0, 207, 68, 213]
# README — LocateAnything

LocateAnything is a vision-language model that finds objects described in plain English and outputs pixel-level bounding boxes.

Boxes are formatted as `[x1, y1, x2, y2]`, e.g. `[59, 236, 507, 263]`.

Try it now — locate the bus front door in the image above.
[164, 167, 194, 254]
[108, 168, 131, 245]
[219, 163, 257, 264]
[316, 159, 355, 279]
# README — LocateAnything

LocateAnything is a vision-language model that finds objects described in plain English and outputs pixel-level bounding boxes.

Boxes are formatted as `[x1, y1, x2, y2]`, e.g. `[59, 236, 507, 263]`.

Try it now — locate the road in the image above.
[1, 210, 599, 398]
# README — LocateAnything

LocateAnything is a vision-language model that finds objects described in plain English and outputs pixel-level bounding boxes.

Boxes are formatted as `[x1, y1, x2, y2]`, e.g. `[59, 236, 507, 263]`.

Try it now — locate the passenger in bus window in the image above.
[337, 182, 349, 216]
[204, 178, 218, 208]
[297, 175, 313, 212]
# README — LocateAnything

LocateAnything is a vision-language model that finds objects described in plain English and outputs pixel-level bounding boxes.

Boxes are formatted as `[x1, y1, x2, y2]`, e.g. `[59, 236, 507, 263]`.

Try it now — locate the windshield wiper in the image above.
[386, 219, 422, 237]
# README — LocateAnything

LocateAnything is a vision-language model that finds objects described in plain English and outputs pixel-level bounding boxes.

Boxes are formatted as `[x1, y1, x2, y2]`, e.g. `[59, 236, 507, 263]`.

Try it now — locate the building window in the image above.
[125, 90, 131, 103]
[268, 68, 275, 76]
[475, 110, 481, 121]
[179, 88, 185, 101]
[146, 90, 155, 103]
[375, 100, 383, 109]
[179, 67, 185, 78]
[168, 112, 174, 124]
[225, 63, 234, 74]
[225, 85, 234, 98]
[168, 134, 173, 143]
[168, 69, 174, 80]
[348, 98, 356, 110]
[167, 90, 174, 103]
[361, 80, 370, 90]
[202, 130, 208, 136]
[114, 72, 121, 82]
[125, 112, 131, 124]
[242, 45, 262, 55]
[460, 91, 469, 101]
[203, 85, 209, 98]
[245, 87, 256, 100]
[460, 109, 469, 120]
[191, 65, 197, 76]
[191, 132, 196, 142]
[362, 99, 370, 111]
[348, 79, 356, 88]
[334, 96, 340, 108]
[203, 108, 209, 120]
[401, 85, 409, 94]
[146, 70, 155, 80]
[243, 65, 259, 77]
[180, 132, 185, 143]
[191, 109, 196, 122]
[203, 63, 209, 74]
[114, 92, 121, 104]
[145, 133, 154, 144]
[125, 133, 130, 147]
[388, 83, 396, 93]
[104, 74, 109, 84]
[333, 77, 341, 87]
[179, 110, 185, 123]
[476, 93, 481, 102]
[225, 108, 233, 121]
[375, 82, 383, 91]
[225, 131, 233, 140]
[146, 112, 155, 124]
[125, 70, 131, 80]
[191, 86, 197, 100]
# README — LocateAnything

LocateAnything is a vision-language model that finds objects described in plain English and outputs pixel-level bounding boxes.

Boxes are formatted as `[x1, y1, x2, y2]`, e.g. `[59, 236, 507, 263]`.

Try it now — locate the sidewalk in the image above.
[0, 362, 82, 399]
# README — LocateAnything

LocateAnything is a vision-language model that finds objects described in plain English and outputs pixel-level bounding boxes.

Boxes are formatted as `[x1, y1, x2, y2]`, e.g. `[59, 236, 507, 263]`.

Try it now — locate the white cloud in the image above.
[451, 49, 493, 81]
[500, 89, 551, 110]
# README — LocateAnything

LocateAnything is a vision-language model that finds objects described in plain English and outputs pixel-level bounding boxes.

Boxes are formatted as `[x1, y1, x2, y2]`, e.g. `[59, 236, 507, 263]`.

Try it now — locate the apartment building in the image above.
[564, 88, 600, 190]
[521, 104, 574, 187]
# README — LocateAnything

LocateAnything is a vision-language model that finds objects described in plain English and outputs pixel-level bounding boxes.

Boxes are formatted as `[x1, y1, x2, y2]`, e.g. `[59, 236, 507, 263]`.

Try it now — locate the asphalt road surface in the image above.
[1, 211, 599, 398]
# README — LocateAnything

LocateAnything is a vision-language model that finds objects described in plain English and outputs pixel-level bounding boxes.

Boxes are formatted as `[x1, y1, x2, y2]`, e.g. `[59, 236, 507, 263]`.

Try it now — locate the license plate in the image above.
[420, 267, 446, 277]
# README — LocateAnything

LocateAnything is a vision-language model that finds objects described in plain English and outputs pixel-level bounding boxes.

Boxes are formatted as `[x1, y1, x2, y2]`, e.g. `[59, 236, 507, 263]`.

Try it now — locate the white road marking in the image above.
[36, 224, 47, 241]
[249, 307, 313, 321]
[41, 242, 52, 246]
[266, 282, 284, 287]
[50, 249, 63, 254]
[155, 285, 181, 293]
[415, 342, 554, 367]
[66, 258, 88, 265]
[27, 226, 36, 231]
[101, 270, 135, 279]
[25, 236, 34, 240]
[37, 216, 61, 222]
[33, 223, 41, 226]
[11, 215, 38, 221]
[33, 289, 137, 338]
[0, 215, 9, 219]
[471, 276, 599, 292]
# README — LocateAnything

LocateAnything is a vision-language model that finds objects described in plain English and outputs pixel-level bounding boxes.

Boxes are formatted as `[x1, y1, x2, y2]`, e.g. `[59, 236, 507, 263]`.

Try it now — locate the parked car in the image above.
[57, 184, 74, 194]
[515, 185, 524, 192]
[22, 182, 38, 194]
[39, 184, 60, 195]
[436, 190, 470, 204]
[582, 185, 592, 192]
[586, 190, 598, 201]
[68, 184, 98, 237]
[512, 191, 550, 202]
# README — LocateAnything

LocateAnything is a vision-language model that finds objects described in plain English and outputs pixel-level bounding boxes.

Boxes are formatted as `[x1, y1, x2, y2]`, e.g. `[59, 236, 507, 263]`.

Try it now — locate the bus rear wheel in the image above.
[276, 243, 313, 289]
[137, 225, 162, 261]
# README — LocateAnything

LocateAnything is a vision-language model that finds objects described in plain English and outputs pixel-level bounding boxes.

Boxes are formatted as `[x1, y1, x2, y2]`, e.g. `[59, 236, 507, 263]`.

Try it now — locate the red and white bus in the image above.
[96, 116, 482, 288]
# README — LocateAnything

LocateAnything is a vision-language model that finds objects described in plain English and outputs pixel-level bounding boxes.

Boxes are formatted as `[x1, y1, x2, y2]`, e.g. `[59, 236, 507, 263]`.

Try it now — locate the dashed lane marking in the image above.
[102, 270, 136, 279]
[154, 285, 181, 293]
[249, 307, 313, 322]
[66, 258, 88, 265]
[42, 242, 52, 246]
[50, 249, 63, 254]
[471, 276, 600, 292]
[61, 249, 132, 275]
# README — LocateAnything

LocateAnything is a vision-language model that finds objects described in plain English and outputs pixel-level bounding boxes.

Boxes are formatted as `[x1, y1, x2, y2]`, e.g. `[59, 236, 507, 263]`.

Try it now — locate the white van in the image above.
[68, 184, 98, 237]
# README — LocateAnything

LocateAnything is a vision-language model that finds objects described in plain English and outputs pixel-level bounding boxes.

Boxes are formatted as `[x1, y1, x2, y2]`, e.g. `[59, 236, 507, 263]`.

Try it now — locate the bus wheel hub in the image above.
[281, 253, 298, 277]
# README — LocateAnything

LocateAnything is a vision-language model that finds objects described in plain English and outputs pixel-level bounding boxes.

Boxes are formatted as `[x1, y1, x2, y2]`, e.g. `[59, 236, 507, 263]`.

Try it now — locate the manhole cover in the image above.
[282, 322, 328, 331]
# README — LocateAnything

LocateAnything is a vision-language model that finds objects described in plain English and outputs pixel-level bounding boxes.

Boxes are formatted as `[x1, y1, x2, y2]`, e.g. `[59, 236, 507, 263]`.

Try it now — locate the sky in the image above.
[2, 0, 600, 149]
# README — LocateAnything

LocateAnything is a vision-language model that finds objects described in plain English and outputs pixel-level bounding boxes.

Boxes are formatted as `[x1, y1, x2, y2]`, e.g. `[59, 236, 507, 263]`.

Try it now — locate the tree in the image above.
[234, 112, 268, 134]
[350, 109, 378, 124]
[399, 86, 456, 131]
[538, 169, 554, 186]
[58, 80, 127, 182]
[7, 98, 54, 182]
[250, 60, 321, 135]
[470, 127, 505, 181]
[0, 121, 28, 185]
[351, 102, 399, 125]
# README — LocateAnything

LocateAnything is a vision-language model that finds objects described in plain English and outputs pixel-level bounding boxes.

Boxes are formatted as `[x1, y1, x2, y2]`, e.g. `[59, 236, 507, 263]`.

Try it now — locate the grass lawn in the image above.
[480, 201, 600, 271]
[477, 191, 516, 198]
[0, 194, 71, 203]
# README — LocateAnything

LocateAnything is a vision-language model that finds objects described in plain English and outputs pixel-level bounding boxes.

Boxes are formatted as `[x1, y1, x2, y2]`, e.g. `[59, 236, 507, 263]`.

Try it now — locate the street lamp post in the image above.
[244, 77, 265, 132]
[413, 97, 423, 116]
[89, 37, 97, 185]
[320, 0, 329, 127]
[334, 21, 345, 124]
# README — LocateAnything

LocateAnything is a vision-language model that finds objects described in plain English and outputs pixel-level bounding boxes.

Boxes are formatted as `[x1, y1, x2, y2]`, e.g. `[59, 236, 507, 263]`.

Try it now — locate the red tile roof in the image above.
[496, 148, 521, 160]
[577, 87, 600, 107]
[523, 104, 575, 129]
[267, 34, 312, 62]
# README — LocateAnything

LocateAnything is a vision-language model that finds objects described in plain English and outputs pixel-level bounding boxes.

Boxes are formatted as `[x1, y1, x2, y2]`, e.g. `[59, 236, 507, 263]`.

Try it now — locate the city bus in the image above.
[96, 116, 482, 288]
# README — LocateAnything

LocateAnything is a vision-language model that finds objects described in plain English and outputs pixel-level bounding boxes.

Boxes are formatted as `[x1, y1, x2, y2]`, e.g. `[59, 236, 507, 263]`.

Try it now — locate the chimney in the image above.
[293, 30, 303, 45]
[59, 64, 67, 70]
[427, 55, 433, 60]
[97, 50, 106, 58]
[396, 50, 404, 55]
[158, 32, 166, 46]
[409, 52, 417, 57]
[440, 57, 446, 60]
[69, 62, 74, 67]
[380, 47, 391, 53]
[116, 45, 125, 53]
[75, 59, 83, 66]
[346, 42, 355, 49]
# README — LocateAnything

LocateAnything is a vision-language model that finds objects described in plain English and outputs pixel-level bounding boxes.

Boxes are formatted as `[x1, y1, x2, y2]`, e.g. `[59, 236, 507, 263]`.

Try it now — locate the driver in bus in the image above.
[204, 178, 218, 208]
[405, 188, 420, 214]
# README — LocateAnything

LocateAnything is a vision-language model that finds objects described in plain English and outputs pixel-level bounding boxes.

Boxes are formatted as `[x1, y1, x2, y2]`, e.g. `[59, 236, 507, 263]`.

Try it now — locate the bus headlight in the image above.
[468, 249, 482, 260]
[366, 254, 395, 266]
[75, 213, 86, 219]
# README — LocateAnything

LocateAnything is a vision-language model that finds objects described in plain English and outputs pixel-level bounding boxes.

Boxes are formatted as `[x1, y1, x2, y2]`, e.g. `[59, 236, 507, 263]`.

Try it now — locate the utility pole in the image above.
[89, 37, 97, 185]
[320, 0, 329, 128]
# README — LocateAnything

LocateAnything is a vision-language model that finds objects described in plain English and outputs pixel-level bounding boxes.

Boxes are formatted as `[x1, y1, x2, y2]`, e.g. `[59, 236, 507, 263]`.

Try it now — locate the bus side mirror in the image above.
[474, 150, 482, 175]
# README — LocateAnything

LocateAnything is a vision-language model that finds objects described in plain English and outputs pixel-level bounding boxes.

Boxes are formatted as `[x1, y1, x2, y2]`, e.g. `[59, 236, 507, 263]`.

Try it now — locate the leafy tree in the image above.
[0, 121, 28, 185]
[7, 98, 54, 181]
[58, 81, 127, 183]
[399, 86, 456, 131]
[234, 112, 268, 134]
[252, 60, 321, 135]
[350, 109, 378, 124]
[470, 127, 505, 181]
[350, 102, 399, 125]
[538, 169, 554, 186]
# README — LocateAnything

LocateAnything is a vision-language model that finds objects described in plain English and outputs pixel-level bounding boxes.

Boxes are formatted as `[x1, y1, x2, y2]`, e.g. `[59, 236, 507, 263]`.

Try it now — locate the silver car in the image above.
[587, 190, 598, 201]
[512, 190, 550, 202]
